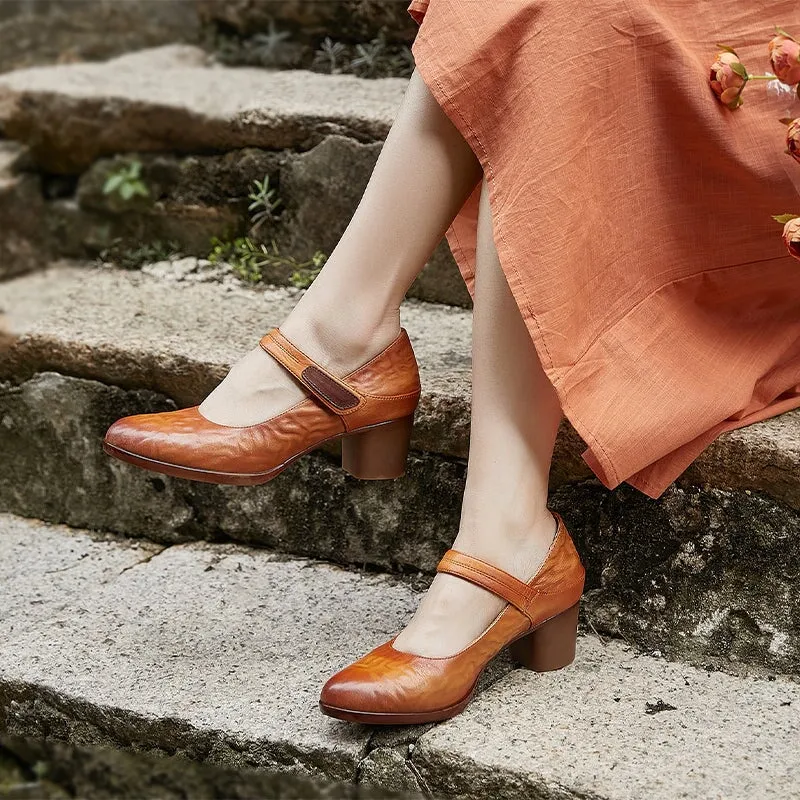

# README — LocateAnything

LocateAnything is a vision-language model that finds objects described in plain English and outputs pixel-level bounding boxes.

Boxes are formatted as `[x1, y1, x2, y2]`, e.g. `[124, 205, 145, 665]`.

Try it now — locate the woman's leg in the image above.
[201, 68, 482, 426]
[393, 174, 564, 657]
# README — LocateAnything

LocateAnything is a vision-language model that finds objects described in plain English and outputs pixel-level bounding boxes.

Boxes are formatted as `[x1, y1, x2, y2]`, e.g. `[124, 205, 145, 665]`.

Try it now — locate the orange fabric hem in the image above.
[407, 0, 429, 25]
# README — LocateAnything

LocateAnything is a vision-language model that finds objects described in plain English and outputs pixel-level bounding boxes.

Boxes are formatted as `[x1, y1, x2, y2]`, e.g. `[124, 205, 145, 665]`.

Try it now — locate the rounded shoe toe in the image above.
[319, 641, 436, 719]
[319, 667, 377, 715]
[103, 414, 152, 454]
[103, 407, 205, 465]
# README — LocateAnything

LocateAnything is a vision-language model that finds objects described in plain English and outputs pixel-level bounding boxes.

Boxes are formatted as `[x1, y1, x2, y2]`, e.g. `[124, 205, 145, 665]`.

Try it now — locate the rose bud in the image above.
[787, 118, 800, 164]
[769, 34, 800, 86]
[782, 217, 800, 262]
[710, 50, 747, 109]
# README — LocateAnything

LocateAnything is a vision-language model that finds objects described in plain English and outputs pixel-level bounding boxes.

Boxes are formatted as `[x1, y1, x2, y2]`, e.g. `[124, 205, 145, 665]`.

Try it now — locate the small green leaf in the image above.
[715, 43, 738, 56]
[730, 62, 748, 79]
[120, 183, 135, 201]
[103, 174, 124, 194]
[774, 26, 796, 42]
[779, 117, 796, 126]
[772, 213, 799, 224]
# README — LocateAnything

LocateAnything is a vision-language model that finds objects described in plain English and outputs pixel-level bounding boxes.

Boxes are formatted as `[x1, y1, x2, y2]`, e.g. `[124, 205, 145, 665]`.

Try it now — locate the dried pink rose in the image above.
[787, 118, 800, 164]
[769, 34, 800, 86]
[710, 50, 747, 109]
[782, 217, 800, 262]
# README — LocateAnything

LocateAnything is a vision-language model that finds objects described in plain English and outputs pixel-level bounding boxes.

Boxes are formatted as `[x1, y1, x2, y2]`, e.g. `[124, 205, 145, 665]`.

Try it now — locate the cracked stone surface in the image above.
[412, 638, 800, 800]
[0, 514, 419, 782]
[0, 5, 200, 74]
[0, 264, 474, 465]
[2, 372, 798, 674]
[1, 733, 411, 800]
[1, 266, 799, 673]
[2, 515, 799, 800]
[0, 47, 407, 173]
[0, 143, 45, 280]
[61, 136, 471, 307]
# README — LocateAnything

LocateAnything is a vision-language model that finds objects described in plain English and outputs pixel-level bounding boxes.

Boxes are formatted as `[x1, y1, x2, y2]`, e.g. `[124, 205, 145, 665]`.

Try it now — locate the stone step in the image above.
[0, 142, 42, 280]
[0, 47, 472, 307]
[0, 263, 798, 675]
[1, 513, 798, 800]
[0, 47, 406, 173]
[0, 0, 200, 75]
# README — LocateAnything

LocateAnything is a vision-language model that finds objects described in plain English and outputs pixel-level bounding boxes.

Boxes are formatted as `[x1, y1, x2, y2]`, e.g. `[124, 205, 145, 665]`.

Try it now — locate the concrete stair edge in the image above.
[0, 47, 408, 173]
[2, 263, 799, 677]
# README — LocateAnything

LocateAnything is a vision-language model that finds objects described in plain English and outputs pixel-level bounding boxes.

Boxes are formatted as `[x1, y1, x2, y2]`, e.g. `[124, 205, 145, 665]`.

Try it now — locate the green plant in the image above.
[102, 160, 149, 201]
[389, 44, 415, 76]
[215, 19, 302, 68]
[213, 33, 242, 65]
[350, 31, 414, 79]
[249, 20, 293, 65]
[98, 239, 181, 270]
[312, 31, 414, 79]
[247, 174, 282, 233]
[207, 237, 265, 282]
[313, 36, 348, 73]
[289, 264, 324, 289]
[351, 36, 388, 78]
[208, 236, 327, 286]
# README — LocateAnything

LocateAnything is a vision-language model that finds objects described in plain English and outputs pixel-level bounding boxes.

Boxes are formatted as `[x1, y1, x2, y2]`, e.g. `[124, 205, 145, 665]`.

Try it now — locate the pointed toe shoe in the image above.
[319, 511, 585, 725]
[103, 327, 421, 484]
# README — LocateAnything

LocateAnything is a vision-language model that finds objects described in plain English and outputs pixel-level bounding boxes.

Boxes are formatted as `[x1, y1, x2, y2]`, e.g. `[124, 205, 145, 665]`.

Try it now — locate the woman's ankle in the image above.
[280, 304, 402, 376]
[453, 507, 557, 578]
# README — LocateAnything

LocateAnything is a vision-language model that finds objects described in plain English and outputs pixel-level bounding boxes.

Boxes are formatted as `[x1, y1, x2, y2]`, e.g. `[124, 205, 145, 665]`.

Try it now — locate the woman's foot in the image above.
[103, 323, 421, 484]
[391, 510, 559, 658]
[199, 306, 402, 427]
[319, 512, 585, 724]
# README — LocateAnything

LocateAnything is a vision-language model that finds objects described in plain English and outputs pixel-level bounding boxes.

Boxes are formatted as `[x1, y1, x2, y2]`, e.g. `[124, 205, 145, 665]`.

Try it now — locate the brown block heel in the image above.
[341, 416, 414, 480]
[509, 600, 580, 672]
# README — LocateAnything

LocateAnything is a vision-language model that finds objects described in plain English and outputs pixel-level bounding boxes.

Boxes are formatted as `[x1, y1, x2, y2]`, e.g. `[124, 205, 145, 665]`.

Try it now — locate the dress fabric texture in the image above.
[406, 0, 800, 498]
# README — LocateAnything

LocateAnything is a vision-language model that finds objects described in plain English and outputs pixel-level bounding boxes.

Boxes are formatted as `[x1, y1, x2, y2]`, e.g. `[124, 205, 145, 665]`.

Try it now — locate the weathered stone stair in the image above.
[2, 513, 798, 799]
[1, 263, 798, 679]
[0, 46, 471, 306]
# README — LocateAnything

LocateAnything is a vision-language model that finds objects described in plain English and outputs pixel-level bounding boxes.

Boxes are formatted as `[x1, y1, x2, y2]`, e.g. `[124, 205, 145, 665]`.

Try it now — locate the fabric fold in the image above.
[407, 0, 800, 497]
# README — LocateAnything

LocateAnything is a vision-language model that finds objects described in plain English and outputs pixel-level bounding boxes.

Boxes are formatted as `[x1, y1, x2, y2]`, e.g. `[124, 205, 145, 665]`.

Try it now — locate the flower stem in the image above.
[747, 75, 776, 80]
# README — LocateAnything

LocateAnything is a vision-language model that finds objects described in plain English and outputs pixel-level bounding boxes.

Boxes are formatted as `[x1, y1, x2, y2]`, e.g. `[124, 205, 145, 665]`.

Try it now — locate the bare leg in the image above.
[392, 174, 563, 658]
[201, 68, 482, 425]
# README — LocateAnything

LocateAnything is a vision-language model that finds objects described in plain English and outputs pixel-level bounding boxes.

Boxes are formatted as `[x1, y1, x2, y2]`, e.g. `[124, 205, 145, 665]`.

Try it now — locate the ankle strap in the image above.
[259, 328, 366, 416]
[436, 514, 564, 623]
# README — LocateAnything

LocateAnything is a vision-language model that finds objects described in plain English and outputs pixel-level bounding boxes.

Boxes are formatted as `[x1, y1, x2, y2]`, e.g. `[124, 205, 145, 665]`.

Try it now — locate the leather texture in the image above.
[319, 512, 585, 719]
[103, 328, 421, 478]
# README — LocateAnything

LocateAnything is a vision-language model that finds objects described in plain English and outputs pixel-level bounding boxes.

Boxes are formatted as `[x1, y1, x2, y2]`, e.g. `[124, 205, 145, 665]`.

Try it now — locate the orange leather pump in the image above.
[319, 511, 586, 725]
[103, 327, 421, 485]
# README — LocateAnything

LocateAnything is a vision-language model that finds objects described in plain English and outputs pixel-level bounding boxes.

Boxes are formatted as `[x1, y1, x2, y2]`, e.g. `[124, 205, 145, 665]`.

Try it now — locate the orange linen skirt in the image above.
[407, 0, 800, 499]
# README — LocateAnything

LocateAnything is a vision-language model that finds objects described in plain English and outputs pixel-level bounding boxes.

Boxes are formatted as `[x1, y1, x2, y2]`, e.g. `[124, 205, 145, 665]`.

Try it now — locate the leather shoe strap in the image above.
[437, 550, 539, 622]
[259, 328, 366, 416]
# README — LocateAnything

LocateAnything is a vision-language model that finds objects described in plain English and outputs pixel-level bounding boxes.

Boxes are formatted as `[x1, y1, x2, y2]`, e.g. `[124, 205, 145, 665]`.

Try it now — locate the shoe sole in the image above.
[318, 687, 476, 725]
[102, 417, 411, 486]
